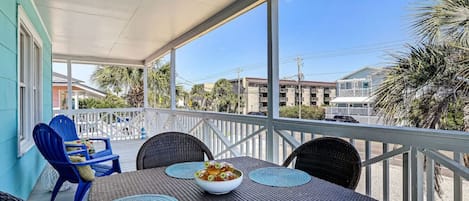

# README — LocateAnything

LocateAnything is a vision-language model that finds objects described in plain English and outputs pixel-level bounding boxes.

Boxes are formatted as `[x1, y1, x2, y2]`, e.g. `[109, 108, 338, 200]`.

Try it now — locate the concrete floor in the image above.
[27, 139, 145, 201]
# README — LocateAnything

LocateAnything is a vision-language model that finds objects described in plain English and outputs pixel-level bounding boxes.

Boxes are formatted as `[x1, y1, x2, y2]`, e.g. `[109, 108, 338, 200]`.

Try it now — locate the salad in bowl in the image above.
[194, 161, 243, 195]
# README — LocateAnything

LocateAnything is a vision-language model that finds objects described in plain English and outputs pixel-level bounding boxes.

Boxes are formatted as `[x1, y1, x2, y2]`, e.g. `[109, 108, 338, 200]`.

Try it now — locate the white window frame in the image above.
[17, 6, 43, 157]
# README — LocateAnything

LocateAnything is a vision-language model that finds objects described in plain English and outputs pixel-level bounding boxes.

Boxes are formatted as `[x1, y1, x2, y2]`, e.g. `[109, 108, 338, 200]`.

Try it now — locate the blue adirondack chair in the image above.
[33, 123, 121, 201]
[49, 115, 113, 158]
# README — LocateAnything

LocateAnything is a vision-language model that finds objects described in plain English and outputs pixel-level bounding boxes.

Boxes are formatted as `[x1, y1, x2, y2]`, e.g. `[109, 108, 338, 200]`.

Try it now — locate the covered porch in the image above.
[29, 0, 468, 201]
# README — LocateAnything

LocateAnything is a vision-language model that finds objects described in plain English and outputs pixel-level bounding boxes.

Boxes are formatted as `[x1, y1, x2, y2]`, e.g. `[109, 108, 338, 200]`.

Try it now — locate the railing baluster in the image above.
[245, 123, 249, 156]
[410, 147, 423, 201]
[383, 143, 389, 201]
[453, 152, 462, 201]
[259, 132, 262, 160]
[403, 152, 409, 201]
[251, 124, 255, 158]
[426, 155, 434, 201]
[300, 131, 305, 143]
[230, 121, 234, 158]
[365, 140, 371, 196]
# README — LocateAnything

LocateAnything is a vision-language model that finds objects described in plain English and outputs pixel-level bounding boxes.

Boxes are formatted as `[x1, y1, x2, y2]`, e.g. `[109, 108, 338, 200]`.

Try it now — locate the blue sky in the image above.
[55, 0, 418, 89]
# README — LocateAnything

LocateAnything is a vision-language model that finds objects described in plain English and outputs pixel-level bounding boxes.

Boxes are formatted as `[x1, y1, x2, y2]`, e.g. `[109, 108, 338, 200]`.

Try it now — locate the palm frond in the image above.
[413, 0, 469, 47]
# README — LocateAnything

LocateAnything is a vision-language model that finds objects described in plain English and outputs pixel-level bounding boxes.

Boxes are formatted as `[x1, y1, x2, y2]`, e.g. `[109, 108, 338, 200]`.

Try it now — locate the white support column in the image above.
[266, 0, 279, 163]
[67, 60, 73, 114]
[170, 48, 176, 110]
[143, 67, 148, 108]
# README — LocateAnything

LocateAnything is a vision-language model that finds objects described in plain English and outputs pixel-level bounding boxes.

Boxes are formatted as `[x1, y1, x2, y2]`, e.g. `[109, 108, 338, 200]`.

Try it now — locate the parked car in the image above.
[247, 112, 266, 116]
[325, 115, 359, 123]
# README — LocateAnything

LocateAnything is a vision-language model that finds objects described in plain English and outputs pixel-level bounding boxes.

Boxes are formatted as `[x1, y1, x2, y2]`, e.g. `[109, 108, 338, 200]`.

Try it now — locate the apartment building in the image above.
[231, 77, 336, 114]
[326, 67, 388, 124]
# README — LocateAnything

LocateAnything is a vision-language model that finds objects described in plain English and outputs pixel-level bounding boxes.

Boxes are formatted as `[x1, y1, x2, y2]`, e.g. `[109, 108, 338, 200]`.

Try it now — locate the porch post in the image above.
[170, 48, 176, 110]
[66, 59, 73, 114]
[266, 0, 279, 163]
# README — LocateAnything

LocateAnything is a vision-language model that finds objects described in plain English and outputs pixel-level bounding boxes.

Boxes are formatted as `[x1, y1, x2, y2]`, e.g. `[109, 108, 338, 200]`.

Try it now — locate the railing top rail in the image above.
[54, 108, 144, 114]
[273, 118, 469, 153]
[151, 108, 267, 125]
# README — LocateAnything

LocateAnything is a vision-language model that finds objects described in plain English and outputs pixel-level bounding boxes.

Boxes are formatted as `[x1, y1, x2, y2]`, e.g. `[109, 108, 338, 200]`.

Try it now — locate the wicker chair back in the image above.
[282, 137, 362, 190]
[136, 132, 214, 170]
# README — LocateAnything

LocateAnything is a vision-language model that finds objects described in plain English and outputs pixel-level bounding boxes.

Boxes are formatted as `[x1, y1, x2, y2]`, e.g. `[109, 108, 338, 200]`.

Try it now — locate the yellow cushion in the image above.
[64, 140, 81, 152]
[65, 139, 95, 154]
[69, 156, 95, 181]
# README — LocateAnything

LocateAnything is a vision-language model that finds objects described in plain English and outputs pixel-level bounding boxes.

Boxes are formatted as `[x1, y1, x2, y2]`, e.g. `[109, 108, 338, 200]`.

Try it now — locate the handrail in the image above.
[273, 117, 469, 153]
[56, 107, 468, 201]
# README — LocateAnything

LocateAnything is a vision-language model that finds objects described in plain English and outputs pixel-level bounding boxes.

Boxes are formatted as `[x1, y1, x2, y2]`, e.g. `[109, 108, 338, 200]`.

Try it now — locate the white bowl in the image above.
[194, 169, 243, 195]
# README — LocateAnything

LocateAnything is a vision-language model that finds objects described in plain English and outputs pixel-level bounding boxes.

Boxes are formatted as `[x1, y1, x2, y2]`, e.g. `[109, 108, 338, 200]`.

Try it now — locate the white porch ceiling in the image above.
[34, 0, 263, 66]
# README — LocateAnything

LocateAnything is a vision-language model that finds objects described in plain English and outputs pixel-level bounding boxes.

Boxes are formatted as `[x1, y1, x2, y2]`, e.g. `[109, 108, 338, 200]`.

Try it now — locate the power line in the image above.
[181, 40, 408, 85]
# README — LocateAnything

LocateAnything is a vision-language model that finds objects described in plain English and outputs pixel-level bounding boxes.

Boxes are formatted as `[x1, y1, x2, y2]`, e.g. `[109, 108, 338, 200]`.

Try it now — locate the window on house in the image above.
[363, 82, 369, 88]
[18, 7, 43, 156]
[345, 82, 352, 89]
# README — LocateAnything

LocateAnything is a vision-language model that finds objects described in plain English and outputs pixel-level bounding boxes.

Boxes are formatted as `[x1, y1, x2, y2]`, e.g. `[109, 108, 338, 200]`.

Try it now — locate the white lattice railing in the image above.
[55, 107, 468, 201]
[53, 108, 145, 140]
[326, 106, 376, 116]
[147, 108, 468, 201]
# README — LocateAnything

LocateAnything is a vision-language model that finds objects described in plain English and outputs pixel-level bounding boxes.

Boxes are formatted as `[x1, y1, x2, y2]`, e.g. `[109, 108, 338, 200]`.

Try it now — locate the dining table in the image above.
[89, 156, 376, 201]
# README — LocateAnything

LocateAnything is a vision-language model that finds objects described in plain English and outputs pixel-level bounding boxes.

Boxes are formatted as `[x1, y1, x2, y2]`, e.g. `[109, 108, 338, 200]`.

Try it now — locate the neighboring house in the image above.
[0, 0, 52, 199]
[52, 72, 106, 110]
[326, 67, 388, 124]
[231, 77, 336, 114]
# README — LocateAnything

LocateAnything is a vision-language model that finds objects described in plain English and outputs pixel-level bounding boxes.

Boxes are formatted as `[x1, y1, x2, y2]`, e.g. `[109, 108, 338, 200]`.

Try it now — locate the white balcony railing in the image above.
[338, 88, 371, 97]
[326, 106, 377, 116]
[55, 108, 469, 201]
[53, 108, 145, 140]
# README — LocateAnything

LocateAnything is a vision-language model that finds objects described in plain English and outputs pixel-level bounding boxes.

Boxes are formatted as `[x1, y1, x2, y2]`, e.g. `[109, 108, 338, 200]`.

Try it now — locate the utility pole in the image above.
[296, 56, 303, 119]
[237, 68, 243, 114]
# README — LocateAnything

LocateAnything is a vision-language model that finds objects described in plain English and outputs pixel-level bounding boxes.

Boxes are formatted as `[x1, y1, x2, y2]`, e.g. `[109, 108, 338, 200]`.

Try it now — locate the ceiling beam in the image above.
[53, 54, 145, 67]
[143, 0, 265, 65]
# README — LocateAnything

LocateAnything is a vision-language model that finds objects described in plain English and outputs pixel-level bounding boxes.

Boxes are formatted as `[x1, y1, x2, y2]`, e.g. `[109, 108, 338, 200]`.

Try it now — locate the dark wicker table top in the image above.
[89, 156, 376, 201]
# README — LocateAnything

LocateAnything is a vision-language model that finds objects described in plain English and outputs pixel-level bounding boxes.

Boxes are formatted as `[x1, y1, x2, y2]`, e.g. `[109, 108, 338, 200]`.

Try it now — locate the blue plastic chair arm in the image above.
[89, 137, 112, 151]
[73, 154, 119, 166]
[65, 144, 86, 148]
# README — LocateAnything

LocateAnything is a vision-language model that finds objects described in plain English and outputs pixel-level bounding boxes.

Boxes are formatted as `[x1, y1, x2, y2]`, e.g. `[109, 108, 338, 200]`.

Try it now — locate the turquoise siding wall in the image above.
[0, 0, 52, 199]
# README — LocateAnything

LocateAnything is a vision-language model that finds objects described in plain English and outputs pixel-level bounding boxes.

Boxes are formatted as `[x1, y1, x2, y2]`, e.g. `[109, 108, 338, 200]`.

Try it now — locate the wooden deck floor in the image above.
[28, 139, 146, 201]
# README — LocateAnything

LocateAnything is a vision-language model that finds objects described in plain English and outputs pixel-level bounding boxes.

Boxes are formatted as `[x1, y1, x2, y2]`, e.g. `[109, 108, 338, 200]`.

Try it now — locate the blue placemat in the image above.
[113, 194, 178, 201]
[165, 162, 204, 179]
[248, 167, 311, 187]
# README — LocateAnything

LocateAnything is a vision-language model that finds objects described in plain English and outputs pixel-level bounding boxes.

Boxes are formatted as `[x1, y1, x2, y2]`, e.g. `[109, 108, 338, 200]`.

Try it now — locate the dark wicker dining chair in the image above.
[136, 132, 214, 170]
[282, 137, 362, 190]
[0, 191, 23, 201]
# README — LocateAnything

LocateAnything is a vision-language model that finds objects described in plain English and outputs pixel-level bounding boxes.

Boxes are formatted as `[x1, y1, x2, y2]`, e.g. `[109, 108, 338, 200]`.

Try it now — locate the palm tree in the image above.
[212, 79, 237, 113]
[413, 0, 469, 47]
[91, 61, 172, 108]
[375, 44, 468, 126]
[374, 44, 468, 195]
[189, 84, 211, 110]
[148, 63, 170, 108]
[413, 0, 469, 167]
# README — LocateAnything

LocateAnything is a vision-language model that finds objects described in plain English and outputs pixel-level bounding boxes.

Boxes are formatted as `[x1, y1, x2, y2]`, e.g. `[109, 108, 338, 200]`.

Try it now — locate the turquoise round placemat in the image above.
[248, 167, 311, 187]
[113, 194, 178, 201]
[165, 162, 205, 179]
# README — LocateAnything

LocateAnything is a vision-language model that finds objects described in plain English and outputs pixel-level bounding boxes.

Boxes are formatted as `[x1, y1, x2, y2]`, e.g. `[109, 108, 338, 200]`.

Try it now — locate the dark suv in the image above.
[325, 115, 359, 123]
[248, 112, 266, 116]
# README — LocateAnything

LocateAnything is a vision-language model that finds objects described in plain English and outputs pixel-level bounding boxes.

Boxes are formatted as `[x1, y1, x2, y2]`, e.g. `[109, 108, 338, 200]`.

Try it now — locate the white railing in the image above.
[57, 107, 469, 201]
[326, 106, 376, 116]
[53, 108, 145, 140]
[146, 108, 468, 201]
[337, 88, 371, 97]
